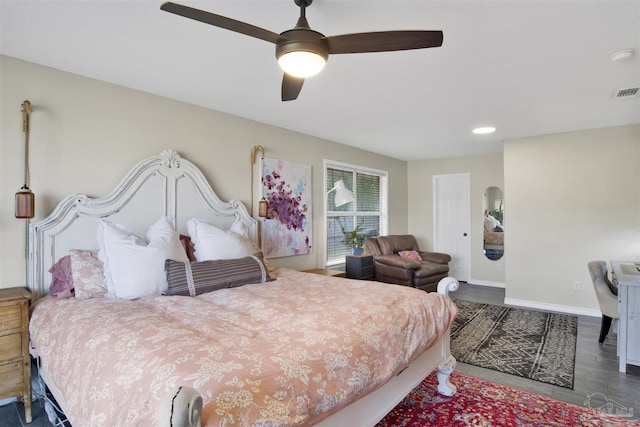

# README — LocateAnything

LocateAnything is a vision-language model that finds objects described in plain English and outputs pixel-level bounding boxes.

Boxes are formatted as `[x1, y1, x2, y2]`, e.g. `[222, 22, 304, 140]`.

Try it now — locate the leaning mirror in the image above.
[483, 186, 504, 260]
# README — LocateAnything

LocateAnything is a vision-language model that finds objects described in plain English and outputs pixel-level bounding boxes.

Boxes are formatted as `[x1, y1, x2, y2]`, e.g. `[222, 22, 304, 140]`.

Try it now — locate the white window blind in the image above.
[325, 162, 388, 266]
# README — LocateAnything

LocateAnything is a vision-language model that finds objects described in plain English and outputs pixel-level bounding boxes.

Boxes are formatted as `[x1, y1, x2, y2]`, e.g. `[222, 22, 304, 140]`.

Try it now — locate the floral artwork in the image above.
[261, 158, 312, 257]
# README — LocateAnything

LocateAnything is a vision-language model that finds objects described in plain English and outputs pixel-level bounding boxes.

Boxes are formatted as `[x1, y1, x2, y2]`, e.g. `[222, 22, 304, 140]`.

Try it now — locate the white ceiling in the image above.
[1, 0, 639, 161]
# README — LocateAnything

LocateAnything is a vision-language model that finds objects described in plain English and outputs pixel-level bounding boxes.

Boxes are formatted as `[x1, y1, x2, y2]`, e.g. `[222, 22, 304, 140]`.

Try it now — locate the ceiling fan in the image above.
[160, 1, 443, 101]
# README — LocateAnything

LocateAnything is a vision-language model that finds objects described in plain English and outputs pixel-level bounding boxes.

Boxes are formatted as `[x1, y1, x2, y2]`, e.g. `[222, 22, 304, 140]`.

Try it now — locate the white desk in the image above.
[611, 261, 640, 373]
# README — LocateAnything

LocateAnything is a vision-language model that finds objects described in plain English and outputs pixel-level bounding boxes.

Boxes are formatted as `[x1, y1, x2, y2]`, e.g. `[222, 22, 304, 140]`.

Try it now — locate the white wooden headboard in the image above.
[28, 149, 257, 300]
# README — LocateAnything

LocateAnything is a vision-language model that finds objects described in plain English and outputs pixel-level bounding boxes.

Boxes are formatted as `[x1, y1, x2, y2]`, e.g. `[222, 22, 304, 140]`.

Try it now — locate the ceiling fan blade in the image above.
[326, 30, 443, 54]
[282, 74, 305, 101]
[160, 2, 280, 44]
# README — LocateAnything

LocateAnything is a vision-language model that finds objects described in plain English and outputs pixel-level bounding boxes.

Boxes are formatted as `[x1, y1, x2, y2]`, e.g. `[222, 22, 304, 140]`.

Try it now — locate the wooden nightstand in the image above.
[0, 287, 32, 423]
[345, 254, 374, 280]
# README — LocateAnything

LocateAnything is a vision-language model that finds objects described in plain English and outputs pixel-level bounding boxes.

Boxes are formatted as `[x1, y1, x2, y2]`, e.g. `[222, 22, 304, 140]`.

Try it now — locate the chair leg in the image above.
[599, 315, 613, 343]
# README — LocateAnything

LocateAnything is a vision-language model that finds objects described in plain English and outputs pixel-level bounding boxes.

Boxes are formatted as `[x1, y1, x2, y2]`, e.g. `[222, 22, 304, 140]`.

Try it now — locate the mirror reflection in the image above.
[483, 186, 504, 260]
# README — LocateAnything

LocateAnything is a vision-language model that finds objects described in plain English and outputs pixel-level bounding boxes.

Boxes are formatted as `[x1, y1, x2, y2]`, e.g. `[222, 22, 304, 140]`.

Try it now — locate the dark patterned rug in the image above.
[450, 300, 578, 389]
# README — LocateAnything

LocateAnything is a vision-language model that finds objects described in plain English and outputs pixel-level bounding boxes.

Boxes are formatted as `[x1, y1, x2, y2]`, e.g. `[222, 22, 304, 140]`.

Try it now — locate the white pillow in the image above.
[229, 219, 250, 240]
[484, 215, 501, 232]
[187, 218, 254, 261]
[97, 221, 143, 295]
[97, 217, 189, 299]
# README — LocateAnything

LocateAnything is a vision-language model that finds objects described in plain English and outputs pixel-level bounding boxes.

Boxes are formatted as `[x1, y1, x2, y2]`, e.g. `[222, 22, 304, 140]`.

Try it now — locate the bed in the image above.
[483, 229, 504, 250]
[27, 149, 459, 427]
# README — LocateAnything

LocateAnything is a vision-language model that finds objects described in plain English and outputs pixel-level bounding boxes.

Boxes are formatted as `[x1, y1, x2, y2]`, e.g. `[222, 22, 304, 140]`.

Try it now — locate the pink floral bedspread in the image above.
[30, 268, 458, 426]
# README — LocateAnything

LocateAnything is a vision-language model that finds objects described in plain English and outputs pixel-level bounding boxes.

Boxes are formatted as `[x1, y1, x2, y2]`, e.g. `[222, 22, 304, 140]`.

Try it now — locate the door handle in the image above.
[463, 233, 468, 236]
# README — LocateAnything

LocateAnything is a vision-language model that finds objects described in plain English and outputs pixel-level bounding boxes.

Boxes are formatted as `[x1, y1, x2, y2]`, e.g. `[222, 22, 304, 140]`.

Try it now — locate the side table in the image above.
[345, 254, 374, 280]
[0, 287, 32, 423]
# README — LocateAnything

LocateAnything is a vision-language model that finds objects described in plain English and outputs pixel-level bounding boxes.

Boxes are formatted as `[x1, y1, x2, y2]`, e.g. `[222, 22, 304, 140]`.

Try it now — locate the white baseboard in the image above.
[462, 281, 602, 317]
[503, 297, 601, 317]
[467, 279, 505, 288]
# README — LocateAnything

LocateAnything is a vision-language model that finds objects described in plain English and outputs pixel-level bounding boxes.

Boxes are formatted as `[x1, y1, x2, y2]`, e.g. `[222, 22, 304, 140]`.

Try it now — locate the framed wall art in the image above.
[261, 158, 312, 257]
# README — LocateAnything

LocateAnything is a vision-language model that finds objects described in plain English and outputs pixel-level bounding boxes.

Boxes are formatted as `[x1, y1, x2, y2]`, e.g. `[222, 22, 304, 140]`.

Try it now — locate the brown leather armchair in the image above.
[365, 235, 451, 292]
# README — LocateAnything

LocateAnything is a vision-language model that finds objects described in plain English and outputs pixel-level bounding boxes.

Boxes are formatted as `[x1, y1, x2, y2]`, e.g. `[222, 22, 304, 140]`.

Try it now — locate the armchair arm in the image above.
[374, 255, 422, 270]
[419, 251, 451, 264]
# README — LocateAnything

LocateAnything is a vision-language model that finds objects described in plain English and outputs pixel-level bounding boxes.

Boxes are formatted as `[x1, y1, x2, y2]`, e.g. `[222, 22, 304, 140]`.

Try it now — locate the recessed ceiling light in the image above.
[472, 126, 496, 135]
[610, 49, 635, 62]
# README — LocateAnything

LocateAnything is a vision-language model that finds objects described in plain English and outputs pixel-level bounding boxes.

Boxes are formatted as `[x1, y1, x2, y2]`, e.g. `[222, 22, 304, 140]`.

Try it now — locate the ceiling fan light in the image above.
[278, 50, 326, 78]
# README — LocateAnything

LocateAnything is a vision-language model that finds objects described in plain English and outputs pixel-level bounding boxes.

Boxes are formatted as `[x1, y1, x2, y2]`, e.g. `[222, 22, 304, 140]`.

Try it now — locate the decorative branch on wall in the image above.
[261, 158, 312, 258]
[15, 100, 35, 219]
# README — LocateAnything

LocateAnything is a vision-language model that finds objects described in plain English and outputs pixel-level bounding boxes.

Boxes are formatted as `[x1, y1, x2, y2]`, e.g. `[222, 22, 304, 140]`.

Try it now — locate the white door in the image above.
[433, 173, 470, 282]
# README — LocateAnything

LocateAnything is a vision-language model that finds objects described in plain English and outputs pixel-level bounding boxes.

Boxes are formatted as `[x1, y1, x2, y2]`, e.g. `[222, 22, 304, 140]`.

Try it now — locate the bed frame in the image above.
[27, 149, 458, 427]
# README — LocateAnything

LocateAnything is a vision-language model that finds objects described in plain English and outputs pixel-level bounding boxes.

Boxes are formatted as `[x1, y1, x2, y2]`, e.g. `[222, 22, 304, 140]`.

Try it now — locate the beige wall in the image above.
[0, 56, 408, 288]
[408, 126, 640, 315]
[4, 56, 638, 316]
[504, 125, 640, 315]
[407, 153, 505, 286]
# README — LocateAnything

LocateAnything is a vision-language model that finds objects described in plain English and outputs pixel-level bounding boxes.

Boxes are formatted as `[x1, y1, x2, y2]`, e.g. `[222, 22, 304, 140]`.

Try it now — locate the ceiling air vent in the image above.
[613, 87, 639, 99]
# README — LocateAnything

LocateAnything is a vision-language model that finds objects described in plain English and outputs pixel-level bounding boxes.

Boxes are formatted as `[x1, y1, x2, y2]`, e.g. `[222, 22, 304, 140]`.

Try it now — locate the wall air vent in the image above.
[613, 87, 639, 99]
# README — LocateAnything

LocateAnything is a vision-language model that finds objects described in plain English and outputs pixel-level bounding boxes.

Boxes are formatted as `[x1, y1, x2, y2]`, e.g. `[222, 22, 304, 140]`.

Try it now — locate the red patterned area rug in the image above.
[376, 372, 638, 427]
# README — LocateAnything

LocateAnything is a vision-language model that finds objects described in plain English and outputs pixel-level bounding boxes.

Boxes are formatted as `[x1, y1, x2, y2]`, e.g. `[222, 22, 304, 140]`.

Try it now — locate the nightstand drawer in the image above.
[0, 333, 22, 363]
[0, 361, 24, 398]
[0, 305, 21, 331]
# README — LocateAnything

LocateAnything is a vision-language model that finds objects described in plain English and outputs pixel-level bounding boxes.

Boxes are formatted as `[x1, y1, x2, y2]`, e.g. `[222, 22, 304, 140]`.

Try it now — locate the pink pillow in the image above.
[48, 255, 74, 298]
[398, 250, 423, 262]
[70, 249, 108, 299]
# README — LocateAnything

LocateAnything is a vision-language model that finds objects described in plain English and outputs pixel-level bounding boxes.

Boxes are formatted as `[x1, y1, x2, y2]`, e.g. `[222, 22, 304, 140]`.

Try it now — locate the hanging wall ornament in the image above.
[15, 100, 35, 219]
[251, 145, 269, 218]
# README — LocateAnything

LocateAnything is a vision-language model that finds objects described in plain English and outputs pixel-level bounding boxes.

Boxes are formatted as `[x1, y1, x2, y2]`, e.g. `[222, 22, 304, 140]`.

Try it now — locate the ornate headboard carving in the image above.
[28, 149, 257, 300]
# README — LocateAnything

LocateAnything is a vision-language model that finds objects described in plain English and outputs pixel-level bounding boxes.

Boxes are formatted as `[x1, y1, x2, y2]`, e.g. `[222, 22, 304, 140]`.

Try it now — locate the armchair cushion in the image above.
[419, 251, 452, 265]
[374, 254, 422, 270]
[414, 262, 449, 278]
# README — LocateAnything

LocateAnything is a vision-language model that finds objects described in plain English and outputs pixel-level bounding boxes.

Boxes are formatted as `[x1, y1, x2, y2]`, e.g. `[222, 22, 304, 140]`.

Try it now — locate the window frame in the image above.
[323, 159, 389, 268]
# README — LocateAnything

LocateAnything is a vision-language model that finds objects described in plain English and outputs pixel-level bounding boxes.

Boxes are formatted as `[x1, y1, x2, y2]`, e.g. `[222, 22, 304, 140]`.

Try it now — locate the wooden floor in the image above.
[452, 282, 640, 422]
[2, 282, 639, 426]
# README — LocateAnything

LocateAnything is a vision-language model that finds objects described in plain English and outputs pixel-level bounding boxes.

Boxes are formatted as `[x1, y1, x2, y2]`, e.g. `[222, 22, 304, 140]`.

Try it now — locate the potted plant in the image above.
[341, 222, 365, 255]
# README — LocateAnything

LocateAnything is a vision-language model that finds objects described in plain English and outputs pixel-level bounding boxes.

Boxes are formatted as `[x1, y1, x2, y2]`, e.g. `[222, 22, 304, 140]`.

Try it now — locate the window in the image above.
[325, 160, 388, 267]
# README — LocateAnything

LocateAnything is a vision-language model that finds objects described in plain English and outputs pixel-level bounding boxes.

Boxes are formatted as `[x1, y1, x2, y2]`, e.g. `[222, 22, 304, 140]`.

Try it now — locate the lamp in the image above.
[277, 49, 327, 78]
[15, 100, 34, 219]
[327, 180, 355, 207]
[15, 187, 34, 219]
[275, 11, 328, 78]
[258, 198, 268, 218]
